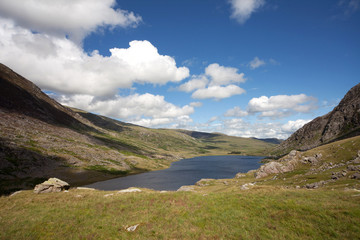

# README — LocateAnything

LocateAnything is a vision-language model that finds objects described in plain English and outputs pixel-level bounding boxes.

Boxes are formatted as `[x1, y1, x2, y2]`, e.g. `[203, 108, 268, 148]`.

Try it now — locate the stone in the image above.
[289, 150, 298, 157]
[126, 224, 139, 232]
[351, 172, 360, 179]
[302, 156, 319, 165]
[235, 173, 246, 178]
[305, 180, 330, 189]
[118, 188, 142, 193]
[34, 178, 70, 194]
[331, 170, 347, 180]
[177, 185, 195, 192]
[347, 165, 360, 171]
[195, 178, 214, 187]
[254, 160, 295, 179]
[76, 187, 95, 190]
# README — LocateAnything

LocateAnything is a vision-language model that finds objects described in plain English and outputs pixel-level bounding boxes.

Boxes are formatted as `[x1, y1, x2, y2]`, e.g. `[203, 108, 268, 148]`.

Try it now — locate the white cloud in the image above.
[0, 19, 189, 97]
[223, 94, 317, 120]
[247, 94, 317, 117]
[178, 63, 246, 100]
[190, 102, 203, 107]
[205, 63, 246, 86]
[229, 0, 265, 24]
[192, 118, 312, 139]
[224, 106, 249, 117]
[178, 76, 208, 92]
[249, 57, 265, 69]
[0, 0, 141, 43]
[58, 93, 196, 128]
[192, 85, 246, 100]
[281, 119, 311, 134]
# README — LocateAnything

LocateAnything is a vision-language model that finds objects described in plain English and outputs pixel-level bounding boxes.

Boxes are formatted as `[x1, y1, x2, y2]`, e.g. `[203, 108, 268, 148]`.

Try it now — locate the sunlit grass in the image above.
[1, 188, 359, 239]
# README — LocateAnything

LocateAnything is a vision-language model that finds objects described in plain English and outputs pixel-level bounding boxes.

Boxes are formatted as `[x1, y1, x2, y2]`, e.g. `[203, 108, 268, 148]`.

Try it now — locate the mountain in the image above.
[272, 83, 360, 156]
[251, 138, 283, 145]
[0, 63, 276, 194]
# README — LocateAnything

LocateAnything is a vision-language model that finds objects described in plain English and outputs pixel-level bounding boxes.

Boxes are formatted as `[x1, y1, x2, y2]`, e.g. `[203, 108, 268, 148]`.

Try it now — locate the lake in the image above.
[84, 155, 263, 191]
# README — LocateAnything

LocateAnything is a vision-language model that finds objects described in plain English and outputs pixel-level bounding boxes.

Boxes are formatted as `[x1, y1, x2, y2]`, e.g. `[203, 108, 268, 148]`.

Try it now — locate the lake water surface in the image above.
[84, 155, 263, 191]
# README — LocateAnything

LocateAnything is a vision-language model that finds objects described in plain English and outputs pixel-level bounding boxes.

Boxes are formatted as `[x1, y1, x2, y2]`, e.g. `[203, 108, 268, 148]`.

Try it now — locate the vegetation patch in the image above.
[85, 165, 129, 175]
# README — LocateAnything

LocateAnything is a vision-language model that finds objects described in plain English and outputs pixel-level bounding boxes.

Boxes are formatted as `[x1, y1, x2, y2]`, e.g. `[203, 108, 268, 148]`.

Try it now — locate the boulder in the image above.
[177, 185, 195, 192]
[235, 173, 246, 178]
[347, 165, 360, 171]
[351, 172, 360, 179]
[118, 188, 142, 193]
[34, 178, 70, 194]
[254, 161, 295, 179]
[195, 178, 214, 187]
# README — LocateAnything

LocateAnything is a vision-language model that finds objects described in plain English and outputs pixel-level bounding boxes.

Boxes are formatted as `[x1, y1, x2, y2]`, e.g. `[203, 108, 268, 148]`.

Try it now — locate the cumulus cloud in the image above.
[58, 93, 196, 128]
[223, 94, 317, 120]
[0, 19, 189, 97]
[178, 76, 208, 92]
[178, 63, 246, 100]
[192, 85, 245, 100]
[197, 118, 311, 139]
[249, 57, 265, 69]
[205, 63, 246, 86]
[229, 0, 265, 24]
[281, 119, 311, 133]
[247, 94, 317, 118]
[0, 0, 142, 43]
[224, 106, 249, 117]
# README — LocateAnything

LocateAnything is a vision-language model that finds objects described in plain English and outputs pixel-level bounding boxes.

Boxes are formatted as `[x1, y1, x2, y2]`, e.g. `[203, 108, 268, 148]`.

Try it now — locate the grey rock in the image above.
[305, 180, 327, 189]
[331, 170, 347, 180]
[235, 173, 246, 178]
[347, 165, 360, 171]
[301, 156, 319, 165]
[195, 178, 214, 187]
[177, 185, 195, 192]
[289, 150, 298, 157]
[34, 178, 70, 194]
[351, 172, 360, 179]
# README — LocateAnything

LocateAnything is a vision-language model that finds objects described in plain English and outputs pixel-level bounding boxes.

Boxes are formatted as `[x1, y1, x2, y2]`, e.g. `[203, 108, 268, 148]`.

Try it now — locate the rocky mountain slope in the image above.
[0, 63, 275, 194]
[272, 83, 360, 156]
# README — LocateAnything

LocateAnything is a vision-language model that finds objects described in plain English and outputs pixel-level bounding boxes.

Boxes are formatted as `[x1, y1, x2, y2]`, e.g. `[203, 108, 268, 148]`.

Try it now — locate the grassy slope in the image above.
[75, 110, 276, 159]
[0, 188, 359, 239]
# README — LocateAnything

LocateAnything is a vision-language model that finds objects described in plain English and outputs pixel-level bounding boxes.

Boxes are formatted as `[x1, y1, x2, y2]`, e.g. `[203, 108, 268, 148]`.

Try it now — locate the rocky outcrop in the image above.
[34, 178, 70, 194]
[195, 178, 214, 187]
[272, 83, 360, 156]
[254, 150, 300, 178]
[254, 150, 324, 179]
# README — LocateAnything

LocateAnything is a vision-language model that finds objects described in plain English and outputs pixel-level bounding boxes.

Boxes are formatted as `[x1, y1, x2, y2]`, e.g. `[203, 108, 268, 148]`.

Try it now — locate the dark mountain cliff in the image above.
[0, 63, 93, 130]
[272, 83, 360, 156]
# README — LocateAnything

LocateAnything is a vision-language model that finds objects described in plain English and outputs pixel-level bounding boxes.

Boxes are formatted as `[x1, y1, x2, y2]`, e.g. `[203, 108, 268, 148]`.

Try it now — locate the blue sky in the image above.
[0, 0, 359, 138]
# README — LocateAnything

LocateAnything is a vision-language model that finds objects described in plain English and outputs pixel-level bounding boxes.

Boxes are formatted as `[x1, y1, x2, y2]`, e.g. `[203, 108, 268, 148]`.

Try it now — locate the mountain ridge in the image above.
[272, 83, 360, 156]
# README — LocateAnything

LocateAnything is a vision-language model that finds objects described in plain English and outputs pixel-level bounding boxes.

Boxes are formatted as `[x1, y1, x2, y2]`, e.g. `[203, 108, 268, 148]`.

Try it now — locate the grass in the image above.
[0, 188, 359, 239]
[85, 165, 129, 175]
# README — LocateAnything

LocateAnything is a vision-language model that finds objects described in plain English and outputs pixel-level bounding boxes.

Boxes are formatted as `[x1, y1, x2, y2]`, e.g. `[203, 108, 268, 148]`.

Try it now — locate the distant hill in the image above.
[0, 63, 275, 194]
[272, 83, 360, 156]
[252, 138, 283, 145]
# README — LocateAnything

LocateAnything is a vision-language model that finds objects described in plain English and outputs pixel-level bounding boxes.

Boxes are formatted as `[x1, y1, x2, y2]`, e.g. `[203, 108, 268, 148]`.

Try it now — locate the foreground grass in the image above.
[1, 188, 359, 239]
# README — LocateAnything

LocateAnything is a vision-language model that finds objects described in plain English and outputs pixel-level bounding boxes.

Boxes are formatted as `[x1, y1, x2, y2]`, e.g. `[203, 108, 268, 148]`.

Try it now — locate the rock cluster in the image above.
[254, 150, 302, 179]
[195, 179, 214, 187]
[34, 178, 70, 194]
